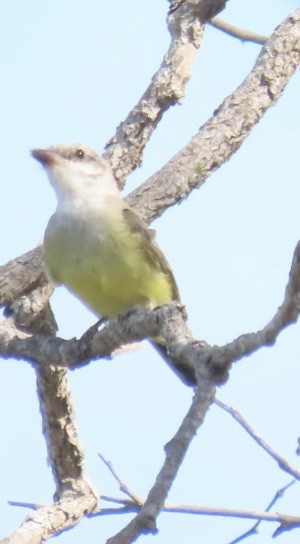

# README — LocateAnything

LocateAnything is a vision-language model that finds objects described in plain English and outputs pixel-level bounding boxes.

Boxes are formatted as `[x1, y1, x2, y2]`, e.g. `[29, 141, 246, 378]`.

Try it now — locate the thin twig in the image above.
[227, 480, 296, 544]
[88, 492, 300, 528]
[98, 454, 143, 505]
[8, 501, 43, 511]
[215, 399, 300, 480]
[210, 17, 268, 45]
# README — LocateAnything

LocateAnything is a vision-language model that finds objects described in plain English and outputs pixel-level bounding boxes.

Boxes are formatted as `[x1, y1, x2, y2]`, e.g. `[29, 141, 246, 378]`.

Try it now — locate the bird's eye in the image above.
[75, 149, 85, 159]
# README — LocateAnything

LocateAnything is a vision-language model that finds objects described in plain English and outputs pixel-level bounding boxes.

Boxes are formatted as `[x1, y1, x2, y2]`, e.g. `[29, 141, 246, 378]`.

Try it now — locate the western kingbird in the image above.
[32, 144, 195, 385]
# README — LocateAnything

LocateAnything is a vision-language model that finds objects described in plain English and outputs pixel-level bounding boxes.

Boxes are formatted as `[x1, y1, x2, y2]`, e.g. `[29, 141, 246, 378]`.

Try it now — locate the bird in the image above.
[32, 144, 195, 385]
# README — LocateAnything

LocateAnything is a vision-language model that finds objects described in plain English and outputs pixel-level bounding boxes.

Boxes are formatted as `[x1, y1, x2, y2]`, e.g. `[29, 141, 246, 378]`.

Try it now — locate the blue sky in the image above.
[1, 1, 300, 543]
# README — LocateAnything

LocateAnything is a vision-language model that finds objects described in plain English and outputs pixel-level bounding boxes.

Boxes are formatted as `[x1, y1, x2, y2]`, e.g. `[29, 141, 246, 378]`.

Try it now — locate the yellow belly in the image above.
[44, 216, 173, 318]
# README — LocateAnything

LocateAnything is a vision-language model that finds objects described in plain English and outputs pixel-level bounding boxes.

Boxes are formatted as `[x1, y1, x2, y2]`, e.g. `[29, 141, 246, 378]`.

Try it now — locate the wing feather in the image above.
[122, 207, 180, 302]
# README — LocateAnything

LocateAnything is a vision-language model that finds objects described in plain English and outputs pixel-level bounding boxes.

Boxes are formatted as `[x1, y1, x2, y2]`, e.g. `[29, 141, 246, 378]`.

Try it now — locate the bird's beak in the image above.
[31, 148, 57, 166]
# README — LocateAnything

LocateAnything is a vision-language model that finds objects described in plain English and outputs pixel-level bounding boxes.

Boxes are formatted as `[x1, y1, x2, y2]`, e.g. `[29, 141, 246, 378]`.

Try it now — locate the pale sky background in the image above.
[1, 1, 300, 543]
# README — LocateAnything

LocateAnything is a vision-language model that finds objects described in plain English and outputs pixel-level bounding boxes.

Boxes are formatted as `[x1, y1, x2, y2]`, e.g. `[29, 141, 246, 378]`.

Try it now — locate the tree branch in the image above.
[210, 17, 268, 45]
[36, 364, 94, 496]
[98, 454, 143, 505]
[227, 481, 296, 543]
[207, 240, 300, 377]
[1, 239, 300, 387]
[91, 495, 300, 528]
[104, 0, 226, 184]
[215, 399, 300, 480]
[128, 8, 300, 223]
[0, 247, 46, 306]
[1, 9, 300, 543]
[2, 236, 299, 542]
[5, 284, 56, 335]
[106, 373, 215, 544]
[0, 487, 97, 544]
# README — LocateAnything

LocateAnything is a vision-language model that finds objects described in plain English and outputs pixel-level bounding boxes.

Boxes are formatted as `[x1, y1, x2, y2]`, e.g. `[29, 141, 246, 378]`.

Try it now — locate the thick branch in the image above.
[0, 247, 46, 306]
[104, 0, 226, 184]
[0, 486, 97, 544]
[1, 239, 300, 385]
[35, 364, 91, 496]
[5, 284, 56, 335]
[2, 290, 90, 500]
[128, 9, 300, 222]
[1, 310, 98, 544]
[106, 374, 215, 544]
[0, 303, 195, 387]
